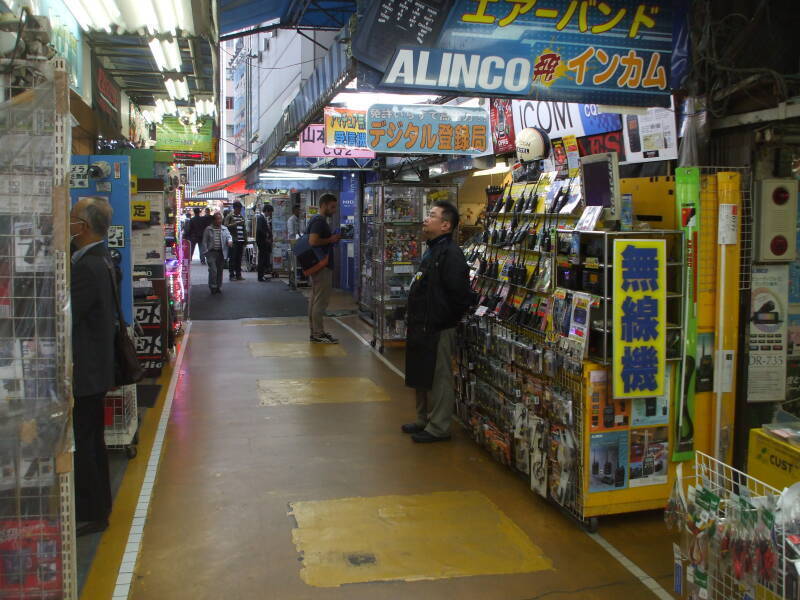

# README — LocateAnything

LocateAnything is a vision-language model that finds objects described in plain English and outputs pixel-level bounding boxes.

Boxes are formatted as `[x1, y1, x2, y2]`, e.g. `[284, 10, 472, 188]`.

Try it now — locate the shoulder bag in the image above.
[104, 260, 144, 386]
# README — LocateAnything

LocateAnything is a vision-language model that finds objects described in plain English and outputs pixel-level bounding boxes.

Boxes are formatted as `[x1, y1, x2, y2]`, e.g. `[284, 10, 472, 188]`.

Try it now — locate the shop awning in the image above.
[195, 170, 254, 195]
[219, 0, 355, 37]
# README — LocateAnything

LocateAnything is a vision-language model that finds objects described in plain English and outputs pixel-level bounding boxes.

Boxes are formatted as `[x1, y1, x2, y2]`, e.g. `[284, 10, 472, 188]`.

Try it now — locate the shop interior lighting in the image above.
[330, 92, 439, 111]
[194, 98, 216, 118]
[148, 38, 182, 72]
[259, 170, 336, 180]
[473, 161, 510, 177]
[64, 0, 119, 32]
[65, 0, 195, 35]
[156, 98, 178, 116]
[165, 77, 189, 101]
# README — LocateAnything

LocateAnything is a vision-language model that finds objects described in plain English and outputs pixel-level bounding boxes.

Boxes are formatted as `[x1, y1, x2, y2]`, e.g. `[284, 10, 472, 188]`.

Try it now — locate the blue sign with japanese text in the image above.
[352, 0, 672, 107]
[367, 103, 491, 155]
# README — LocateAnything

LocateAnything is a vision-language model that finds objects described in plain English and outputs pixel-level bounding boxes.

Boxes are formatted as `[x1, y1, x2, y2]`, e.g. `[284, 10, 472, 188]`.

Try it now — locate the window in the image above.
[226, 153, 236, 165]
[225, 96, 234, 110]
[226, 125, 234, 138]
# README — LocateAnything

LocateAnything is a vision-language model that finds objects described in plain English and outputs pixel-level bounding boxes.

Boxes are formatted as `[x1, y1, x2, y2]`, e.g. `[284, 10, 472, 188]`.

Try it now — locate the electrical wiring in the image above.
[218, 136, 258, 155]
[220, 43, 323, 71]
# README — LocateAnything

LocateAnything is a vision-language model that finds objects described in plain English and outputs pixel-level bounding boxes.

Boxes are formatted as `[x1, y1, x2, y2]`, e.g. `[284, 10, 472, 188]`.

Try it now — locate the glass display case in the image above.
[358, 185, 378, 324]
[363, 183, 458, 352]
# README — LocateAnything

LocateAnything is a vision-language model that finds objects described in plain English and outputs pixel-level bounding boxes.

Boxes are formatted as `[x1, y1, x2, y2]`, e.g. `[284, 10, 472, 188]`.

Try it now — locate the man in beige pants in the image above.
[307, 194, 340, 343]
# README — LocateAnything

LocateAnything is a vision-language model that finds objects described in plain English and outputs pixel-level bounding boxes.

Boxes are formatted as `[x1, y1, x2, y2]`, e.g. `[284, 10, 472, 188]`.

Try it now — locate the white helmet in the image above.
[516, 127, 550, 163]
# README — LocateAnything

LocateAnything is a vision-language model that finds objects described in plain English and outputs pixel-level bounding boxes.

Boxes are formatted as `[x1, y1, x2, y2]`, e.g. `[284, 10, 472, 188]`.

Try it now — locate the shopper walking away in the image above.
[256, 204, 274, 281]
[197, 207, 213, 264]
[307, 194, 340, 343]
[69, 197, 117, 535]
[183, 207, 206, 264]
[287, 205, 302, 289]
[224, 200, 247, 281]
[202, 212, 233, 294]
[402, 201, 471, 443]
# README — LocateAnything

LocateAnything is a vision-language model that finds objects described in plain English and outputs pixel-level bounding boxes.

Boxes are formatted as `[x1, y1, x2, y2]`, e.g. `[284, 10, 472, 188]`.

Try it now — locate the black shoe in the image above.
[77, 519, 108, 537]
[257, 277, 265, 282]
[411, 431, 451, 443]
[320, 332, 339, 344]
[401, 423, 425, 434]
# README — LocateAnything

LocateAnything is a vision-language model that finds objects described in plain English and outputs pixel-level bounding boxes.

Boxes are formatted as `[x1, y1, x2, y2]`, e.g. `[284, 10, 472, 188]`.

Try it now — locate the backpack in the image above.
[294, 216, 329, 276]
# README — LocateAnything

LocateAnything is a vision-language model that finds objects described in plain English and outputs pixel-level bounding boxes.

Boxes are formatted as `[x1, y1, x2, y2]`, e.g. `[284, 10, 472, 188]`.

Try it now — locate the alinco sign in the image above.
[353, 0, 673, 107]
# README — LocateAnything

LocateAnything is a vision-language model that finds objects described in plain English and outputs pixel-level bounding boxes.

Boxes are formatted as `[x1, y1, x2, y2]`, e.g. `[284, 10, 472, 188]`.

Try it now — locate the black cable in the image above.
[219, 44, 323, 71]
[1, 8, 28, 76]
[218, 136, 259, 155]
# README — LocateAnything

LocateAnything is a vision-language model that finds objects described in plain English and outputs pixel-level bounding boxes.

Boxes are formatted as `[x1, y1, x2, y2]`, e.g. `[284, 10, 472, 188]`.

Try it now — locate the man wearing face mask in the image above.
[69, 197, 117, 535]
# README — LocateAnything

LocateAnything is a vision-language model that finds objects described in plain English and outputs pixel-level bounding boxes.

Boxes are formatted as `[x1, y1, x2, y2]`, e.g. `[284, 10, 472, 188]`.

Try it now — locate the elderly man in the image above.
[69, 197, 117, 535]
[202, 212, 233, 294]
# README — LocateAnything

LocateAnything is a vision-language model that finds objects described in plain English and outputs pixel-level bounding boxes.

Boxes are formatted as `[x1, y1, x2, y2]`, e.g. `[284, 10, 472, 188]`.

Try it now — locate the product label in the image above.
[718, 204, 738, 245]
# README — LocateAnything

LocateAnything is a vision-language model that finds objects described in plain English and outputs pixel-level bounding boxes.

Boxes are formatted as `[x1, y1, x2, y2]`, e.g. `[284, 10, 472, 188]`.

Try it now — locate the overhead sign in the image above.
[154, 116, 214, 153]
[300, 124, 376, 158]
[512, 100, 622, 140]
[613, 239, 667, 399]
[92, 57, 121, 132]
[490, 98, 515, 154]
[366, 104, 490, 155]
[353, 0, 672, 107]
[324, 107, 370, 150]
[621, 100, 678, 163]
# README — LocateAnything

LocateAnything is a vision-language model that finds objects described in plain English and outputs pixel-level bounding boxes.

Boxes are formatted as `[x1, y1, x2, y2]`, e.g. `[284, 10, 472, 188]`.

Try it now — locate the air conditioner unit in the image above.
[755, 178, 798, 262]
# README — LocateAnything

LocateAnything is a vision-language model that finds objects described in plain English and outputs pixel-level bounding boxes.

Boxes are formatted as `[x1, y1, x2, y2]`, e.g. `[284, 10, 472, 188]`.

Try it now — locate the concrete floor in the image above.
[128, 284, 675, 599]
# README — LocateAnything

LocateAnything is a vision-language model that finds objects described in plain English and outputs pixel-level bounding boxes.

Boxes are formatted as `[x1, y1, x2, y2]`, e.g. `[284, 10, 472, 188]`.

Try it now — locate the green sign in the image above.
[154, 116, 214, 153]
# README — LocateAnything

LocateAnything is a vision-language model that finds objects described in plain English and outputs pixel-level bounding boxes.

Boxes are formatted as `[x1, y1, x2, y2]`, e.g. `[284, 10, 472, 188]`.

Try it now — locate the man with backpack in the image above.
[306, 194, 340, 343]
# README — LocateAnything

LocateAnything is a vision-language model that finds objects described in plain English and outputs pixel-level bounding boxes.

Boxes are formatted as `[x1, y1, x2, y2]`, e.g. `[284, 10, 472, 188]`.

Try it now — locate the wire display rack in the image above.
[677, 452, 793, 600]
[0, 56, 77, 599]
[103, 384, 138, 459]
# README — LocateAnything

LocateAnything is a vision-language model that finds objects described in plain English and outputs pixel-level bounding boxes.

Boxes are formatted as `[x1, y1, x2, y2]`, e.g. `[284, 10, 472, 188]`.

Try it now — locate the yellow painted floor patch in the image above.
[258, 377, 390, 406]
[248, 342, 347, 358]
[289, 490, 552, 587]
[243, 317, 308, 326]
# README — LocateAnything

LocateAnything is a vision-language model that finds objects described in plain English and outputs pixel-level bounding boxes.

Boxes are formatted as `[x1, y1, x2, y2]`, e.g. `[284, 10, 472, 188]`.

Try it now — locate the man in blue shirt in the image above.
[307, 194, 340, 343]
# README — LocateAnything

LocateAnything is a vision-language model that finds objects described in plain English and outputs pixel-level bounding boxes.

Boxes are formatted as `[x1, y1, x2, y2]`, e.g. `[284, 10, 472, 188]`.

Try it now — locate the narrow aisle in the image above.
[130, 317, 673, 600]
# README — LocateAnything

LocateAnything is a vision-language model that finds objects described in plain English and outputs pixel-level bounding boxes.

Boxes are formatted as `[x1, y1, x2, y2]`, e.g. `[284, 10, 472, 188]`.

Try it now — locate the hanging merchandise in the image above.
[673, 167, 699, 461]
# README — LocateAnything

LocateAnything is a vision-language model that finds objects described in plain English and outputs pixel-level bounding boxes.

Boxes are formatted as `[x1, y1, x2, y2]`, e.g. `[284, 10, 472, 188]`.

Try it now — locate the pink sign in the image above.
[299, 124, 376, 159]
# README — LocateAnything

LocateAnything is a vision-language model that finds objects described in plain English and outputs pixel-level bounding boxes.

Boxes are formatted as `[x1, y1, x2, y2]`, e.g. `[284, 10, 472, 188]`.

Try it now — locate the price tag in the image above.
[718, 204, 738, 245]
[475, 306, 488, 316]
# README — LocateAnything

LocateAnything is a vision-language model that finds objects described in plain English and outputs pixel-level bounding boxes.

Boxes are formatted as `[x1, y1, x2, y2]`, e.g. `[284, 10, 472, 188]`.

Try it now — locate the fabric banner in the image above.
[613, 239, 667, 399]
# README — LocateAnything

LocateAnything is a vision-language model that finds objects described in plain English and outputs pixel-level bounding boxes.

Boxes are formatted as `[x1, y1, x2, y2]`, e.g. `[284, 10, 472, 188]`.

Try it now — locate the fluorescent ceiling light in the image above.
[194, 98, 216, 117]
[165, 77, 189, 101]
[66, 0, 195, 34]
[473, 162, 510, 177]
[149, 38, 182, 71]
[267, 169, 336, 179]
[260, 170, 336, 180]
[329, 92, 439, 111]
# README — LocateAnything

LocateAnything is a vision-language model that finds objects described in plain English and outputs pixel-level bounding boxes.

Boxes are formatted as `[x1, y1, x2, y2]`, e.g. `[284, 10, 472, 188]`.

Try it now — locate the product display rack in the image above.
[104, 385, 138, 458]
[358, 186, 377, 325]
[667, 452, 797, 599]
[0, 57, 77, 599]
[457, 172, 687, 529]
[364, 183, 457, 352]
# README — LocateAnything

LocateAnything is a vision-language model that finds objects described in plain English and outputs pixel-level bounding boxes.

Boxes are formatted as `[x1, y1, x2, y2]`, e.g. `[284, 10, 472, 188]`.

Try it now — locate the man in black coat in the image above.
[183, 207, 205, 264]
[402, 201, 471, 443]
[255, 203, 274, 281]
[69, 197, 116, 535]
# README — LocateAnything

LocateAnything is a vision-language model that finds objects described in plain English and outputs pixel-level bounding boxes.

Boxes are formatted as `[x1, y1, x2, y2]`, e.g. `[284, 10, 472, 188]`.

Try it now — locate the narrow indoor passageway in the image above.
[124, 310, 674, 600]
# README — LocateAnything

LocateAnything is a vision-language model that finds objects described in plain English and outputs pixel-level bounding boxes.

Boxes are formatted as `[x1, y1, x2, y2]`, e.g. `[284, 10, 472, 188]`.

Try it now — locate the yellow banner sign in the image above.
[612, 239, 667, 398]
[130, 200, 151, 222]
[324, 107, 369, 149]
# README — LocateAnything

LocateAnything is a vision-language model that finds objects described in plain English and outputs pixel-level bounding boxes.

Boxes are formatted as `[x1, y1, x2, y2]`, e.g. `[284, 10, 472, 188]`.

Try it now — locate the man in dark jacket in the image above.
[183, 207, 205, 264]
[224, 200, 247, 280]
[255, 204, 274, 281]
[69, 197, 116, 535]
[402, 201, 471, 443]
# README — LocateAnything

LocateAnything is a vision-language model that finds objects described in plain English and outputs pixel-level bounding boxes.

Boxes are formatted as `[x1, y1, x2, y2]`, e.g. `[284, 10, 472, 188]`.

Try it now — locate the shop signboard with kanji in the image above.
[300, 124, 376, 158]
[612, 239, 667, 399]
[366, 104, 490, 155]
[352, 0, 672, 107]
[324, 108, 370, 150]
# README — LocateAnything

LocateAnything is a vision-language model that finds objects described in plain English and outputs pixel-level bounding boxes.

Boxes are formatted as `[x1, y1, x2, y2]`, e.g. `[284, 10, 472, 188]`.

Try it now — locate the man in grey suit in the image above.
[70, 197, 116, 536]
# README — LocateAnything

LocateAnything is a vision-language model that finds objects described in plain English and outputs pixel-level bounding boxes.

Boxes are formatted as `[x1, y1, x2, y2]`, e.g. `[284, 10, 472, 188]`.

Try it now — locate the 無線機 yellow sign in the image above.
[324, 107, 369, 149]
[613, 239, 667, 398]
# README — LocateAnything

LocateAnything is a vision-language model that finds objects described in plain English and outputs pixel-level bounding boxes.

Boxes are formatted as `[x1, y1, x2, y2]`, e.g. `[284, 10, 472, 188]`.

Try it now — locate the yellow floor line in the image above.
[78, 365, 173, 599]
